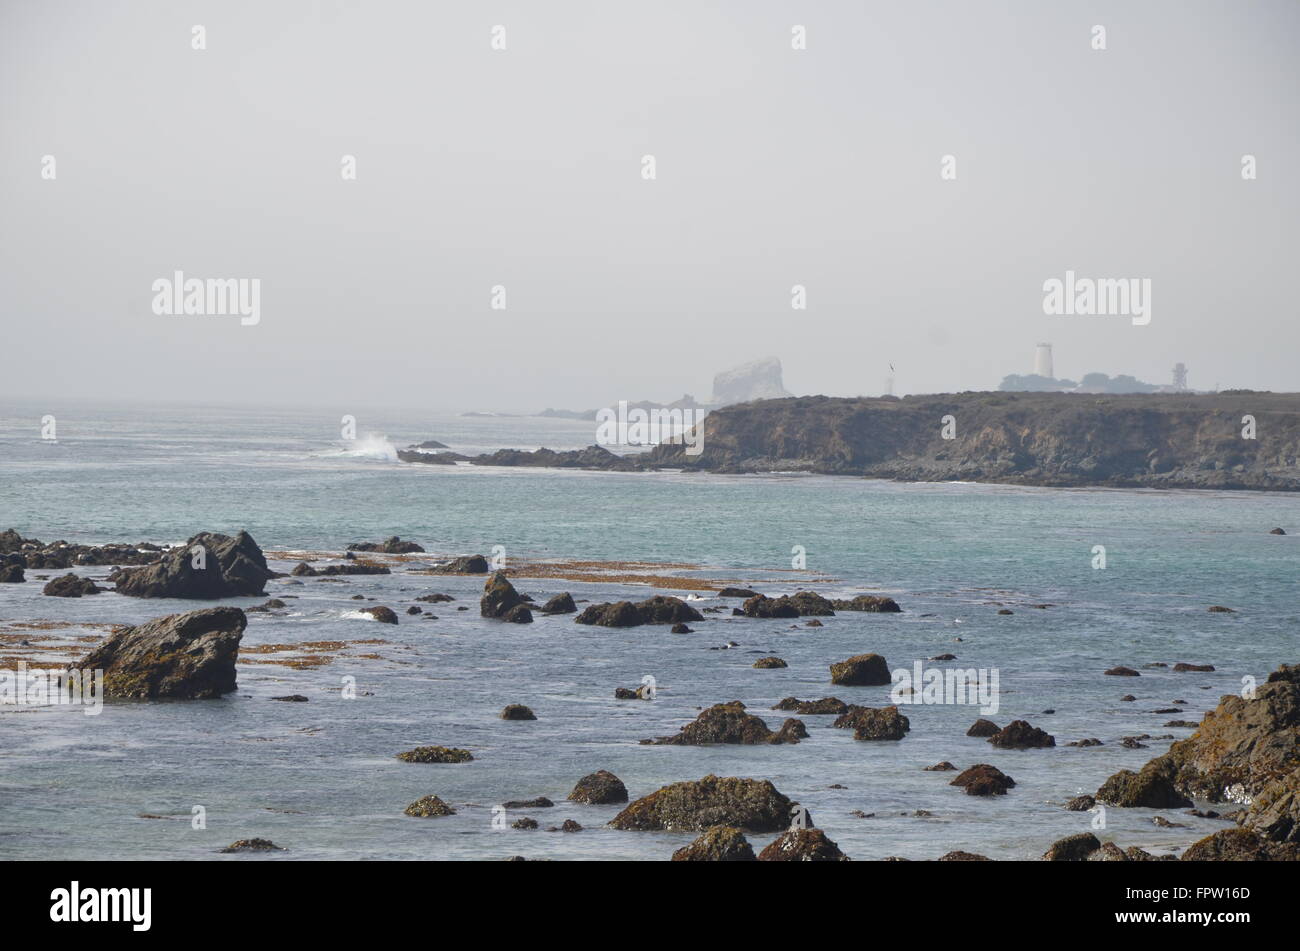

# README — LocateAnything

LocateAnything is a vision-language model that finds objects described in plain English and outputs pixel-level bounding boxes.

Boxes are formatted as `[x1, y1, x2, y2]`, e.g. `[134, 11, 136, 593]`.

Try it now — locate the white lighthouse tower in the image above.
[1034, 343, 1054, 380]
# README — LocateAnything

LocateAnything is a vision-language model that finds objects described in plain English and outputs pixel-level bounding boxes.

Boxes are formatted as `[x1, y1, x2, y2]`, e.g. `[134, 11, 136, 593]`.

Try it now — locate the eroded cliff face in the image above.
[646, 392, 1300, 490]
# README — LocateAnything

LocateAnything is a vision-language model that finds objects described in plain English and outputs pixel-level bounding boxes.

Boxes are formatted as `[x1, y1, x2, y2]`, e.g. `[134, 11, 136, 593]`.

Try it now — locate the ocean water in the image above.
[1, 399, 1297, 860]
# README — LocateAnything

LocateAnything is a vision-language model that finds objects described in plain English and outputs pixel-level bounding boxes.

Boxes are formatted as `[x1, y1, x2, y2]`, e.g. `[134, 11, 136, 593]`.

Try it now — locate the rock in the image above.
[671, 826, 756, 861]
[409, 440, 449, 449]
[1181, 827, 1300, 861]
[113, 531, 274, 598]
[416, 593, 454, 603]
[291, 561, 390, 577]
[404, 795, 456, 817]
[511, 817, 539, 830]
[925, 762, 958, 772]
[1105, 666, 1141, 677]
[743, 591, 836, 618]
[539, 593, 576, 614]
[406, 606, 422, 615]
[670, 623, 692, 633]
[0, 563, 25, 583]
[1096, 764, 1193, 808]
[997, 609, 1014, 615]
[614, 685, 653, 700]
[834, 705, 910, 741]
[502, 797, 553, 809]
[1173, 662, 1215, 672]
[500, 704, 536, 721]
[757, 828, 850, 862]
[753, 656, 787, 669]
[804, 619, 823, 628]
[1240, 766, 1300, 844]
[270, 695, 309, 702]
[74, 606, 246, 699]
[1206, 606, 1235, 613]
[575, 596, 702, 627]
[950, 764, 1015, 796]
[1068, 738, 1103, 747]
[831, 594, 902, 613]
[1043, 833, 1101, 861]
[396, 746, 474, 763]
[559, 820, 582, 832]
[1269, 527, 1286, 535]
[567, 770, 628, 805]
[480, 572, 532, 623]
[1087, 842, 1130, 862]
[772, 697, 847, 715]
[829, 653, 890, 686]
[716, 587, 760, 599]
[1065, 795, 1096, 811]
[42, 573, 102, 597]
[219, 838, 284, 853]
[1120, 695, 1137, 702]
[609, 774, 793, 832]
[966, 718, 1001, 737]
[430, 554, 490, 574]
[646, 701, 804, 746]
[988, 720, 1055, 749]
[360, 606, 398, 624]
[347, 536, 425, 554]
[246, 598, 287, 612]
[711, 356, 793, 404]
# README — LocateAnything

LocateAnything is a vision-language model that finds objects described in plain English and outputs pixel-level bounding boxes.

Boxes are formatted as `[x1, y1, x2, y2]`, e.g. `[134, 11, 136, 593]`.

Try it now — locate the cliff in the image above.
[644, 391, 1300, 490]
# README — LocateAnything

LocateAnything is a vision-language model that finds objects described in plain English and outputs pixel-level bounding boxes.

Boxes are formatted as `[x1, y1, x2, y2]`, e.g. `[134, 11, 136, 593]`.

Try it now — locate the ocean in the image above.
[1, 398, 1296, 860]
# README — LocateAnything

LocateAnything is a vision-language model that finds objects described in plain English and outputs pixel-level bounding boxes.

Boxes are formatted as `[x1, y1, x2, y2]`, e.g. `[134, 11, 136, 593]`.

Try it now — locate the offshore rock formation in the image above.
[113, 531, 275, 598]
[75, 606, 246, 699]
[609, 774, 793, 832]
[711, 356, 794, 405]
[643, 701, 806, 746]
[645, 392, 1300, 491]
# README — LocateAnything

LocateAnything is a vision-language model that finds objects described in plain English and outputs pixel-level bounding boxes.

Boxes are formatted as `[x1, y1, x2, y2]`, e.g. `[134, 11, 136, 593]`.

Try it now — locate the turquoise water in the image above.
[1, 399, 1296, 860]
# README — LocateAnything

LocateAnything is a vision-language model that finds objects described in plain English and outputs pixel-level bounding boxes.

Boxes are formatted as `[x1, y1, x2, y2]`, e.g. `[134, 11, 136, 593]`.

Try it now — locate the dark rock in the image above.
[219, 838, 284, 853]
[114, 531, 274, 599]
[396, 746, 474, 763]
[1173, 662, 1215, 672]
[406, 606, 422, 615]
[772, 696, 847, 715]
[1066, 795, 1096, 811]
[829, 653, 890, 686]
[939, 850, 990, 861]
[1269, 527, 1286, 535]
[42, 573, 102, 597]
[670, 623, 692, 633]
[539, 593, 576, 614]
[347, 536, 425, 554]
[500, 704, 536, 721]
[1043, 833, 1101, 861]
[291, 561, 390, 577]
[74, 606, 246, 699]
[646, 701, 804, 746]
[716, 587, 761, 599]
[567, 770, 628, 805]
[671, 826, 756, 861]
[950, 764, 1015, 796]
[997, 609, 1014, 615]
[834, 705, 910, 741]
[502, 797, 553, 809]
[1067, 738, 1103, 747]
[1181, 827, 1300, 861]
[0, 563, 25, 583]
[831, 594, 902, 613]
[404, 795, 456, 817]
[1206, 606, 1235, 613]
[609, 774, 793, 832]
[480, 571, 532, 623]
[415, 593, 454, 603]
[925, 762, 958, 771]
[575, 596, 702, 627]
[753, 656, 787, 669]
[1105, 666, 1141, 677]
[966, 718, 1001, 737]
[988, 719, 1055, 749]
[270, 695, 309, 702]
[757, 828, 850, 862]
[430, 555, 490, 574]
[511, 817, 538, 830]
[359, 606, 398, 624]
[1096, 763, 1193, 808]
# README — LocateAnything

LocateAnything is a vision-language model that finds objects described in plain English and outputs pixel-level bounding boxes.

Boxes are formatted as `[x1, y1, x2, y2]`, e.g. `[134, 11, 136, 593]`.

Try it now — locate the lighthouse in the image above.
[1034, 343, 1054, 380]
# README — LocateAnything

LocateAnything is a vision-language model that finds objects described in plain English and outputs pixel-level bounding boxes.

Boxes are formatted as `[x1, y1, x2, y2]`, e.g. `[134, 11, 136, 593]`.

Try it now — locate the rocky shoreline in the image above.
[398, 392, 1300, 492]
[3, 527, 1297, 860]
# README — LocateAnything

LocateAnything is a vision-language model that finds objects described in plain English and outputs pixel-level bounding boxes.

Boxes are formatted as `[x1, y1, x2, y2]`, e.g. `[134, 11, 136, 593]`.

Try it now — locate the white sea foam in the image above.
[334, 434, 398, 462]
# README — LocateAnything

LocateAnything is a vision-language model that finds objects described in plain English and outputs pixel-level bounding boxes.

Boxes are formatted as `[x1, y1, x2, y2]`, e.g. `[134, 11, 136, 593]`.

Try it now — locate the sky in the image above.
[2, 0, 1297, 412]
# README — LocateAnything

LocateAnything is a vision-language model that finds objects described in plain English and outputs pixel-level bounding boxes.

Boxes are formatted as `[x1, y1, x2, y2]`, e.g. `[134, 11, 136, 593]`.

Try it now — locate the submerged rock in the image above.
[430, 554, 490, 574]
[939, 850, 991, 861]
[743, 592, 835, 618]
[396, 746, 474, 764]
[672, 826, 756, 861]
[753, 656, 787, 669]
[219, 838, 284, 853]
[500, 704, 537, 721]
[292, 561, 391, 576]
[74, 606, 246, 699]
[348, 536, 425, 554]
[772, 696, 848, 715]
[716, 587, 760, 599]
[609, 774, 793, 832]
[567, 770, 628, 805]
[831, 594, 902, 613]
[1105, 666, 1141, 677]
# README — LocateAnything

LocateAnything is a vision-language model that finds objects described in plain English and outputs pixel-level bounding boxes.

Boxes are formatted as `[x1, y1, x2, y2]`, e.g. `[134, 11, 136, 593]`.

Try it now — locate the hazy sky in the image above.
[2, 0, 1297, 412]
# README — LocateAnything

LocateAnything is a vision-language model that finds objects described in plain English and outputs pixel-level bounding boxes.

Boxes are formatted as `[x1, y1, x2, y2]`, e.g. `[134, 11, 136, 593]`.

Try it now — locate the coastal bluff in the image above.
[644, 391, 1300, 490]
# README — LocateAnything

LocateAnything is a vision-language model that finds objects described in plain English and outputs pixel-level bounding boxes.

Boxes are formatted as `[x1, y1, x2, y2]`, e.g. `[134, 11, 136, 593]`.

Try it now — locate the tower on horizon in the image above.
[1034, 343, 1054, 380]
[1173, 363, 1188, 390]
